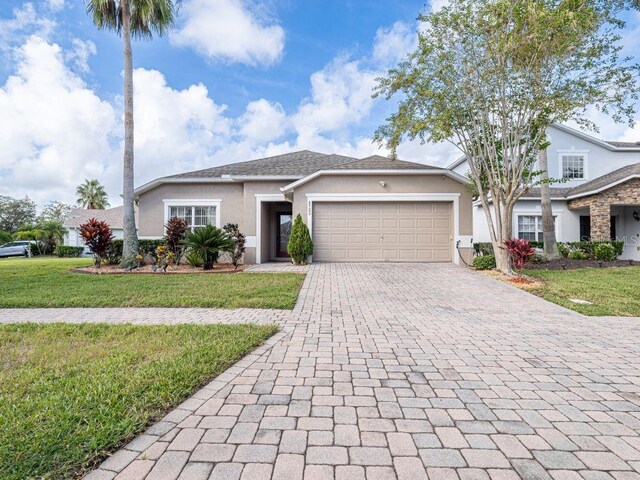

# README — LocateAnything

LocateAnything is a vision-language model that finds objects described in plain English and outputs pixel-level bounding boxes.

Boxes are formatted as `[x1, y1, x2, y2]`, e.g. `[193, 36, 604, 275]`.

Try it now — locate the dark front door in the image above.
[276, 213, 292, 257]
[580, 216, 590, 241]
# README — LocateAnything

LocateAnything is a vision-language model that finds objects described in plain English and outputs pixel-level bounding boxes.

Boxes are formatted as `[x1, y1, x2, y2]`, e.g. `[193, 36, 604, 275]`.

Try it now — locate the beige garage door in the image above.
[313, 202, 453, 262]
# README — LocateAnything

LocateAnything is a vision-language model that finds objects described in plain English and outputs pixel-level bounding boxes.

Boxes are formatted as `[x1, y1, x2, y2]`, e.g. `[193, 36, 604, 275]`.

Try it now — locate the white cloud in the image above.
[372, 21, 417, 66]
[430, 0, 451, 12]
[293, 56, 377, 138]
[171, 0, 285, 67]
[46, 0, 65, 12]
[65, 39, 96, 74]
[238, 99, 288, 142]
[0, 36, 117, 205]
[0, 3, 56, 48]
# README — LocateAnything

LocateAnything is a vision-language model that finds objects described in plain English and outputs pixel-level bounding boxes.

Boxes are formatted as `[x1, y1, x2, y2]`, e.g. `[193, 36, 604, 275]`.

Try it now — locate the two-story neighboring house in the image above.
[448, 124, 640, 260]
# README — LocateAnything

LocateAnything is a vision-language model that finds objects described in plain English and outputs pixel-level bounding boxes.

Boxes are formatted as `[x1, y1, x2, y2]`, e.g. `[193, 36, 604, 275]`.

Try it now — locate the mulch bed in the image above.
[71, 263, 244, 275]
[526, 259, 640, 271]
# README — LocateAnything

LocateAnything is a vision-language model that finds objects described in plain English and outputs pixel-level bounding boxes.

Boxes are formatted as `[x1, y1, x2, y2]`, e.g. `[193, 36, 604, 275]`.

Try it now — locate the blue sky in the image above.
[0, 0, 639, 207]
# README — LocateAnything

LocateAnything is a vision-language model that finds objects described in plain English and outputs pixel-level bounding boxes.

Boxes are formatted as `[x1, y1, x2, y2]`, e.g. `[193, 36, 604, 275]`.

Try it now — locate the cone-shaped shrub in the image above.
[287, 214, 313, 264]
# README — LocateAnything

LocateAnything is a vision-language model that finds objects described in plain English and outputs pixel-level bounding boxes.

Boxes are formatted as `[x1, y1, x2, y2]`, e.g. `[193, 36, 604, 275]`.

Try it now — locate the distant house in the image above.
[449, 124, 640, 260]
[63, 206, 131, 248]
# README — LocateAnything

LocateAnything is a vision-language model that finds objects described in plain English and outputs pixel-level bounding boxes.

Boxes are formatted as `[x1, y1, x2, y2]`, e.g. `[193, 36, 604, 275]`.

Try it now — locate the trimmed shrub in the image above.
[223, 223, 246, 269]
[593, 242, 618, 261]
[79, 218, 114, 267]
[104, 239, 123, 264]
[54, 246, 84, 258]
[287, 214, 313, 264]
[503, 238, 535, 271]
[138, 239, 165, 259]
[558, 242, 570, 258]
[568, 250, 589, 260]
[560, 240, 624, 260]
[473, 254, 496, 270]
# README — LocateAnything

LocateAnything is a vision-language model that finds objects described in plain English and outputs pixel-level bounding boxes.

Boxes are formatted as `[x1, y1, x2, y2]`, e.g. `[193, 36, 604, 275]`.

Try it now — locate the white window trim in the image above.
[557, 149, 588, 181]
[255, 194, 287, 264]
[514, 211, 562, 242]
[162, 199, 222, 229]
[305, 193, 462, 265]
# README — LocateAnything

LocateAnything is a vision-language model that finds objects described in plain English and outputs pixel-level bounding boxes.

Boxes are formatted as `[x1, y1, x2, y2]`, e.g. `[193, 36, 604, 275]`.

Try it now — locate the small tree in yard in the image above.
[223, 223, 246, 269]
[79, 218, 114, 268]
[503, 238, 536, 271]
[165, 217, 189, 265]
[288, 214, 313, 265]
[374, 0, 638, 275]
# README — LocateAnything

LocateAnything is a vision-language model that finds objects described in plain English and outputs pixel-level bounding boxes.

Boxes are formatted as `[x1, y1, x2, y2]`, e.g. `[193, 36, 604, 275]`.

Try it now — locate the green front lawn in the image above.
[0, 322, 278, 479]
[0, 258, 304, 308]
[525, 266, 640, 316]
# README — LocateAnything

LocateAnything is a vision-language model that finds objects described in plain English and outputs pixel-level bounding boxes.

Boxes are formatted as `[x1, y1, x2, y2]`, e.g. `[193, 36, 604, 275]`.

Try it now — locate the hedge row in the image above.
[53, 246, 85, 258]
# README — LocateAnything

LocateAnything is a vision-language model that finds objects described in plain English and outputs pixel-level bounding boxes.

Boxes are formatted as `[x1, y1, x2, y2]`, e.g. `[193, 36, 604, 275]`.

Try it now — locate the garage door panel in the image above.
[313, 201, 452, 262]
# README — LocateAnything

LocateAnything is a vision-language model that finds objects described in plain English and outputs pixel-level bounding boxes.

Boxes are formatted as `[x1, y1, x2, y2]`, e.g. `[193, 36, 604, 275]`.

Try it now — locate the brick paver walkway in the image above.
[3, 263, 640, 479]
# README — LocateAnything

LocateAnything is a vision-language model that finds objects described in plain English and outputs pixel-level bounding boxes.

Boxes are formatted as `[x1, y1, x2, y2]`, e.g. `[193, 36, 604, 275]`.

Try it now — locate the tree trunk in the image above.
[119, 0, 139, 268]
[539, 148, 560, 259]
[492, 200, 514, 275]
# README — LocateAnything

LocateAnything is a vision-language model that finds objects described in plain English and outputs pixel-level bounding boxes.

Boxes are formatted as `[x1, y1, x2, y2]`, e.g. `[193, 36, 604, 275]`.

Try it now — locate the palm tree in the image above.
[76, 179, 110, 209]
[85, 0, 180, 266]
[183, 226, 234, 270]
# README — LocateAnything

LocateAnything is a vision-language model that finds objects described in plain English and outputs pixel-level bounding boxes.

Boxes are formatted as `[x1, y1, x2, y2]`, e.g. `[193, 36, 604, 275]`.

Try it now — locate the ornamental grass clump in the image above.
[79, 218, 114, 268]
[287, 214, 313, 265]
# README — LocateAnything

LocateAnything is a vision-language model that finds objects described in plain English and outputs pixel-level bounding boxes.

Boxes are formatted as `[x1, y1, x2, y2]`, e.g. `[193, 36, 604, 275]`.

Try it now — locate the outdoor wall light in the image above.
[633, 210, 640, 222]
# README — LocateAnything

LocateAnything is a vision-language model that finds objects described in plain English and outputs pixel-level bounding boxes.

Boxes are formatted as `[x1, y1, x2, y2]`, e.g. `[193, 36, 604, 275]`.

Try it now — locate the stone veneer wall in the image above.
[568, 178, 640, 240]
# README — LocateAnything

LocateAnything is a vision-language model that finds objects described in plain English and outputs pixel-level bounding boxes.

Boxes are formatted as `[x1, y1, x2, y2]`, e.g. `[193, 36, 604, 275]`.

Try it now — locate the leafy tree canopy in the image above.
[0, 195, 37, 233]
[39, 201, 73, 224]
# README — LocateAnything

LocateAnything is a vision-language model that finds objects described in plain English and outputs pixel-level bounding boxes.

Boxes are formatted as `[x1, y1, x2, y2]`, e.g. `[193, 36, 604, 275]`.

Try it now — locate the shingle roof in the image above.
[520, 162, 640, 199]
[568, 162, 640, 197]
[162, 151, 444, 180]
[331, 155, 444, 171]
[522, 187, 575, 199]
[605, 141, 640, 148]
[166, 151, 358, 179]
[63, 206, 127, 229]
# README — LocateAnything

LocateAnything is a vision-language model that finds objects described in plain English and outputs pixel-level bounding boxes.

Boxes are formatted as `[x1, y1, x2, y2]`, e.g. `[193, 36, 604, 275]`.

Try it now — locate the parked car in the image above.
[0, 241, 35, 258]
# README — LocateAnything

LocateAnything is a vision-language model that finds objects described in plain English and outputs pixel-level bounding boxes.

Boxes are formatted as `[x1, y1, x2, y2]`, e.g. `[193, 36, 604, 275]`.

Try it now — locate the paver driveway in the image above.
[66, 264, 640, 479]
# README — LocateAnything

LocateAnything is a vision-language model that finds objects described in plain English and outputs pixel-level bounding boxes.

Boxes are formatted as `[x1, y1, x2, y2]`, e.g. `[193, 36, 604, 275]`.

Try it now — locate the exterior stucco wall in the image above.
[136, 183, 244, 238]
[290, 173, 474, 263]
[471, 200, 581, 243]
[291, 173, 473, 234]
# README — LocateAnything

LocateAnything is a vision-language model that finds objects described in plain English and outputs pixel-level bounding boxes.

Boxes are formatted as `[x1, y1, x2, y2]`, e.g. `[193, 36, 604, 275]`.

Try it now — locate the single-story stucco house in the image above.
[63, 206, 126, 249]
[135, 152, 474, 265]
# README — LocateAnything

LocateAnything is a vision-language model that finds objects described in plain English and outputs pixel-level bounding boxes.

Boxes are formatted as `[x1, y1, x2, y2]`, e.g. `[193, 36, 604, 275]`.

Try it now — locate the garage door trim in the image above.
[306, 193, 461, 265]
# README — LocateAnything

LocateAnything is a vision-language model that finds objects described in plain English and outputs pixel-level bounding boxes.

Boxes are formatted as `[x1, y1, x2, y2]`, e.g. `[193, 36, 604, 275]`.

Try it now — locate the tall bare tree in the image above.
[374, 0, 638, 274]
[86, 0, 180, 266]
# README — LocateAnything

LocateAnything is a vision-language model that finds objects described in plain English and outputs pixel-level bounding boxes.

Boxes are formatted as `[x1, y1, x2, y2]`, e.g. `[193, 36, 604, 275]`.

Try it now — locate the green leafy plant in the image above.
[222, 223, 246, 269]
[183, 226, 233, 270]
[473, 255, 496, 270]
[0, 230, 11, 245]
[164, 217, 189, 265]
[54, 246, 85, 258]
[473, 242, 494, 257]
[287, 214, 313, 265]
[79, 218, 114, 268]
[569, 250, 589, 260]
[185, 251, 203, 268]
[593, 242, 618, 262]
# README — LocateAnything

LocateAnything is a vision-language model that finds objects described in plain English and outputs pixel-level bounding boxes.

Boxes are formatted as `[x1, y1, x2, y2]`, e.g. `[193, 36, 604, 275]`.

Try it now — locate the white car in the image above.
[0, 241, 34, 258]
